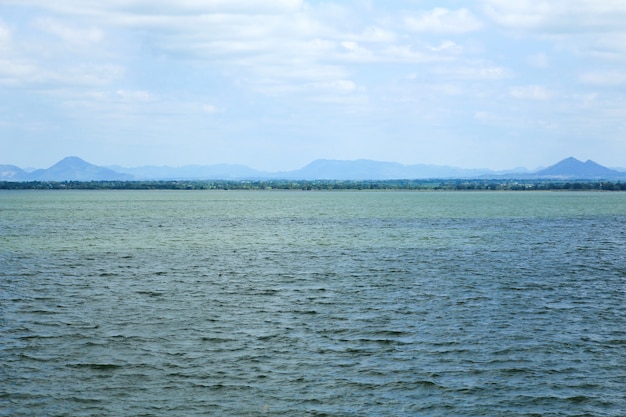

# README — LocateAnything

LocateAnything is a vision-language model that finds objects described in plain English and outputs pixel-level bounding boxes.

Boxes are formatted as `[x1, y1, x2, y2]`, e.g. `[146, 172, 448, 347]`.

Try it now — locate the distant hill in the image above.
[532, 157, 624, 179]
[279, 159, 495, 180]
[26, 156, 133, 181]
[0, 164, 28, 180]
[1, 156, 624, 182]
[275, 158, 626, 180]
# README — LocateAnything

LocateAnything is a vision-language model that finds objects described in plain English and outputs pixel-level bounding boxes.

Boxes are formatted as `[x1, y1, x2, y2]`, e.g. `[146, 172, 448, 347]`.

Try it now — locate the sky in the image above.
[1, 0, 626, 171]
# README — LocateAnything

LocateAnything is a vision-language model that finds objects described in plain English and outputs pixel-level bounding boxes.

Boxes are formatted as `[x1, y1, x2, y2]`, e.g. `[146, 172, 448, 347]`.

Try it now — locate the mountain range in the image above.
[1, 156, 625, 182]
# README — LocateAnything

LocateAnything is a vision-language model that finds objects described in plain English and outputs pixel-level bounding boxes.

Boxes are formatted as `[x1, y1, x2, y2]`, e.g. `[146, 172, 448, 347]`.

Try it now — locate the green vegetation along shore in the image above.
[2, 179, 626, 191]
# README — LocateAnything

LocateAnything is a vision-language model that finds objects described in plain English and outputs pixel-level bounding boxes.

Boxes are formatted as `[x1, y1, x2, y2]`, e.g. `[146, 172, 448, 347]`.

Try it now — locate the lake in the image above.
[1, 190, 625, 416]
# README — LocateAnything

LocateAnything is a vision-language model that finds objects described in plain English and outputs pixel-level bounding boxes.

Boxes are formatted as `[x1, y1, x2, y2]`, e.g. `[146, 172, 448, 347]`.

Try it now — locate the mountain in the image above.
[279, 159, 405, 180]
[2, 156, 625, 182]
[279, 159, 496, 180]
[0, 164, 28, 180]
[114, 159, 500, 180]
[533, 157, 624, 179]
[27, 156, 133, 181]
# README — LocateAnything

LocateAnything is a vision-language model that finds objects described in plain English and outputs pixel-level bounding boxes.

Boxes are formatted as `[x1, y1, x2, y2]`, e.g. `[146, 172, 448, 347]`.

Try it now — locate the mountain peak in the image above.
[52, 156, 92, 168]
[0, 164, 27, 180]
[535, 157, 621, 178]
[58, 155, 89, 163]
[29, 156, 133, 181]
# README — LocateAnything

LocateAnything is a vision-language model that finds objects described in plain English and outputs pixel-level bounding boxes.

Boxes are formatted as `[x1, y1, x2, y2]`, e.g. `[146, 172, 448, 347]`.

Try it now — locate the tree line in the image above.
[1, 179, 626, 191]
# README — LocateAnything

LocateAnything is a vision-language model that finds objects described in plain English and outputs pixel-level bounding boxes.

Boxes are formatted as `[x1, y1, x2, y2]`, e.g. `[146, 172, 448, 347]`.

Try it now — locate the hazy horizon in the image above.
[6, 155, 626, 175]
[2, 1, 626, 171]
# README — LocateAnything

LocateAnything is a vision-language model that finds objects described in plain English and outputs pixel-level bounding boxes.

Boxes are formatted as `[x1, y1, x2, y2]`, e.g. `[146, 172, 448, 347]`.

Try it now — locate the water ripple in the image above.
[2, 191, 626, 416]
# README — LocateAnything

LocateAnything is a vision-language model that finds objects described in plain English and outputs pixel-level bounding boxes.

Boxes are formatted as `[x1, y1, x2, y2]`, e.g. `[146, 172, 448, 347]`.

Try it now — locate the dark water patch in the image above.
[136, 290, 167, 297]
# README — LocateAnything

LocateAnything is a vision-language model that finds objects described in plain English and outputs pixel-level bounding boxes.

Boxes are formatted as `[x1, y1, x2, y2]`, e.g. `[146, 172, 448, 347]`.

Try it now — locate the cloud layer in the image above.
[1, 0, 626, 170]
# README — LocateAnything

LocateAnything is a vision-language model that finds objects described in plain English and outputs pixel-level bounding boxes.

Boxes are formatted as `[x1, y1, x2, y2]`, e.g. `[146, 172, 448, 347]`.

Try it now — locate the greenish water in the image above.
[2, 190, 626, 416]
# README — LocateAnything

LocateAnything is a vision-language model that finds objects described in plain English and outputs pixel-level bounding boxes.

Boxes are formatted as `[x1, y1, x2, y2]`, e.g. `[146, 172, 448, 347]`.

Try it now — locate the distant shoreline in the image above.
[1, 179, 625, 191]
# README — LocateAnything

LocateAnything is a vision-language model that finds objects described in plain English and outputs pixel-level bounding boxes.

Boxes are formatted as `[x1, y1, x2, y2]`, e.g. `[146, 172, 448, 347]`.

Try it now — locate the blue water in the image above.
[1, 190, 625, 416]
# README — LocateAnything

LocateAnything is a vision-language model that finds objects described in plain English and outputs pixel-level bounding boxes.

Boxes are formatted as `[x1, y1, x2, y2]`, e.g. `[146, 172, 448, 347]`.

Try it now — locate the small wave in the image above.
[565, 395, 593, 403]
[68, 396, 104, 404]
[386, 379, 442, 389]
[67, 363, 124, 370]
[136, 290, 166, 297]
[18, 334, 59, 340]
[18, 353, 55, 362]
[27, 309, 60, 315]
[292, 309, 318, 314]
[200, 336, 236, 343]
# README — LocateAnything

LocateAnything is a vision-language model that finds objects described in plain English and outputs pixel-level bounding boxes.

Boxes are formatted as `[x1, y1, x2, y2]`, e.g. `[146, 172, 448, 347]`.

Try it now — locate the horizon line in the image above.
[4, 155, 615, 172]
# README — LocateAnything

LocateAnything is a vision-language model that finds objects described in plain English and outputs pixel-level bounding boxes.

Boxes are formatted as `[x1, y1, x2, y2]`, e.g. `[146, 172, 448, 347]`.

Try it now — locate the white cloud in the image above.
[33, 18, 103, 45]
[202, 104, 217, 114]
[1, 0, 304, 16]
[510, 85, 552, 100]
[357, 26, 396, 43]
[116, 89, 153, 102]
[323, 79, 358, 93]
[341, 40, 370, 57]
[579, 70, 626, 86]
[0, 59, 38, 86]
[0, 20, 10, 45]
[0, 58, 124, 88]
[62, 64, 126, 86]
[434, 63, 511, 80]
[0, 12, 123, 90]
[526, 52, 550, 68]
[482, 0, 550, 30]
[483, 0, 626, 31]
[0, 0, 483, 101]
[405, 8, 483, 34]
[482, 0, 626, 71]
[428, 40, 461, 53]
[2, 1, 626, 170]
[474, 111, 492, 121]
[585, 33, 626, 61]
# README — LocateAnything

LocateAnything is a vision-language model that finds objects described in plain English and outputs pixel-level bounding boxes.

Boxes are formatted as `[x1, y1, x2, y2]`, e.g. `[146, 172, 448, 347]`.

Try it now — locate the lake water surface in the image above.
[1, 190, 625, 416]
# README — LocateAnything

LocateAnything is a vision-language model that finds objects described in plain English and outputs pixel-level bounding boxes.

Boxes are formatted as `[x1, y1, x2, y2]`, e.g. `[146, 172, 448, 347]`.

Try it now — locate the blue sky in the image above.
[1, 0, 625, 170]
